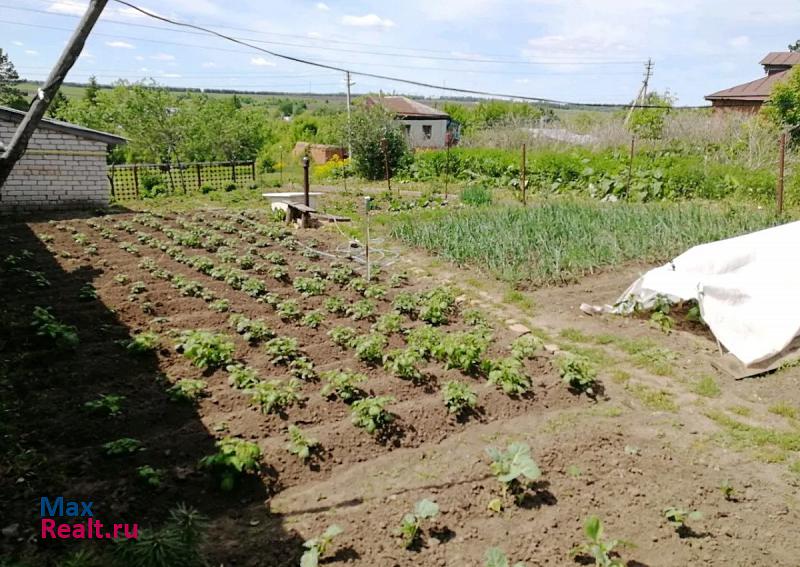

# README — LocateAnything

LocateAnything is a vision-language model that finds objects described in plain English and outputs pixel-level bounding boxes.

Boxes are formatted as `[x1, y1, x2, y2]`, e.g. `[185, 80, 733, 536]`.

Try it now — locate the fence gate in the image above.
[108, 160, 256, 201]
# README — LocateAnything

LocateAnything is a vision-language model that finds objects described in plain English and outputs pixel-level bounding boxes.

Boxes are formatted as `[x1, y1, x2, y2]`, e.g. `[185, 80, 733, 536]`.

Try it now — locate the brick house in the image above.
[705, 52, 800, 112]
[0, 106, 125, 211]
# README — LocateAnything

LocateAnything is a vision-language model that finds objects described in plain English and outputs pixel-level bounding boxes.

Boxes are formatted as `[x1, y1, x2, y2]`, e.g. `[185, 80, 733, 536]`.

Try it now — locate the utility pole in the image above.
[624, 58, 654, 126]
[0, 0, 108, 190]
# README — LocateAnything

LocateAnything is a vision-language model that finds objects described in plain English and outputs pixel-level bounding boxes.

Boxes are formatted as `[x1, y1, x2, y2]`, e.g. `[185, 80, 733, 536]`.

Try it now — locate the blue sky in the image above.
[2, 0, 799, 105]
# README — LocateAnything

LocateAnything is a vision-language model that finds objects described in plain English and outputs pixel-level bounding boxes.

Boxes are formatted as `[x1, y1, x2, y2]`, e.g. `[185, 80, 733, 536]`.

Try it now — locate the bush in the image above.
[138, 169, 168, 199]
[224, 182, 237, 192]
[461, 184, 492, 206]
[347, 105, 410, 180]
[200, 183, 216, 194]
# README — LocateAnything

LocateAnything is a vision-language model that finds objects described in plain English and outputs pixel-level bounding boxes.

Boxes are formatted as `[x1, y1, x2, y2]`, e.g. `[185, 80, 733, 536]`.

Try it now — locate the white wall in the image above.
[0, 119, 110, 211]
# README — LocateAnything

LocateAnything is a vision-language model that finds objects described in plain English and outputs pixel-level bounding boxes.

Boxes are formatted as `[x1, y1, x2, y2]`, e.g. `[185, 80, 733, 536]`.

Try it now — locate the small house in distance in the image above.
[0, 106, 125, 211]
[705, 52, 800, 112]
[364, 95, 453, 149]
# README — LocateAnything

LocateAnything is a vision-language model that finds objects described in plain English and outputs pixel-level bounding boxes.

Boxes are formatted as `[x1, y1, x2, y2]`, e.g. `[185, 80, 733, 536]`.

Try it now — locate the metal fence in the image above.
[108, 160, 256, 201]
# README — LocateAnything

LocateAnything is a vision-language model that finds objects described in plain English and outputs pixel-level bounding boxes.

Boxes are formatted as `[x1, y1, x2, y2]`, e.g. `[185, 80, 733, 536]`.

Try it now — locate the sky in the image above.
[2, 0, 799, 106]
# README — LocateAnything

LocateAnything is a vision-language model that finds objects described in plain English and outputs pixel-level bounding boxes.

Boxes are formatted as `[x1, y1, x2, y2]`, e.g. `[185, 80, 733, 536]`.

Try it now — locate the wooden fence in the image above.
[108, 160, 256, 201]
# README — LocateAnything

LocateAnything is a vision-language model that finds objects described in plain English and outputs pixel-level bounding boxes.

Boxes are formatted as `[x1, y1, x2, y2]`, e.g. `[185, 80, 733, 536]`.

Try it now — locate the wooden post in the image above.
[364, 196, 371, 281]
[231, 161, 237, 183]
[444, 136, 451, 200]
[521, 143, 527, 205]
[108, 165, 115, 198]
[279, 147, 284, 187]
[165, 163, 176, 194]
[250, 160, 256, 182]
[778, 131, 787, 215]
[381, 138, 391, 193]
[195, 163, 202, 190]
[626, 136, 636, 197]
[342, 145, 348, 193]
[302, 156, 310, 207]
[0, 0, 108, 190]
[133, 164, 140, 199]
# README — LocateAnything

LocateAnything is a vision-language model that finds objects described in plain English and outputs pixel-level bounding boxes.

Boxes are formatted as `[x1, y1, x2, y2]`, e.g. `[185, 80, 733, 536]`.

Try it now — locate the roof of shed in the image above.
[705, 70, 789, 101]
[363, 96, 449, 118]
[760, 52, 800, 66]
[0, 106, 126, 145]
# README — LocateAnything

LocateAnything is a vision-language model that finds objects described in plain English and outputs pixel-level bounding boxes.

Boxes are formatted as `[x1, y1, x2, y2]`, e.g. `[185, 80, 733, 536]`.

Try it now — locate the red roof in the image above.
[760, 52, 800, 66]
[363, 95, 449, 118]
[705, 70, 789, 102]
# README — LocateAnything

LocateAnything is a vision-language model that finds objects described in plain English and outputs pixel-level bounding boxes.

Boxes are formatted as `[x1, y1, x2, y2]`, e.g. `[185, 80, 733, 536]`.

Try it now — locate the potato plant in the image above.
[488, 357, 531, 395]
[372, 312, 404, 335]
[398, 499, 439, 549]
[250, 379, 302, 414]
[301, 525, 343, 567]
[351, 396, 395, 434]
[557, 353, 598, 395]
[510, 334, 542, 360]
[289, 357, 317, 381]
[321, 370, 367, 402]
[406, 325, 442, 359]
[226, 363, 261, 390]
[435, 331, 490, 374]
[286, 424, 319, 462]
[176, 331, 235, 369]
[136, 465, 164, 488]
[122, 331, 160, 355]
[84, 394, 126, 417]
[392, 292, 419, 315]
[199, 437, 261, 491]
[264, 336, 301, 365]
[354, 333, 388, 365]
[229, 314, 275, 344]
[347, 299, 376, 321]
[301, 311, 325, 329]
[103, 437, 143, 457]
[31, 306, 79, 350]
[167, 378, 208, 402]
[442, 381, 478, 415]
[294, 277, 327, 297]
[328, 325, 359, 348]
[383, 348, 423, 381]
[324, 297, 347, 314]
[419, 287, 456, 325]
[277, 299, 302, 321]
[328, 265, 355, 285]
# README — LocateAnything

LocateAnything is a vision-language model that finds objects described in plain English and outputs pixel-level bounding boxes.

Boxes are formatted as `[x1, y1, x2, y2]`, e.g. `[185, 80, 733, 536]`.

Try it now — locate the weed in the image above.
[442, 381, 478, 415]
[390, 272, 408, 287]
[199, 437, 261, 491]
[692, 375, 721, 398]
[286, 425, 319, 462]
[321, 370, 367, 402]
[769, 403, 798, 420]
[251, 379, 302, 414]
[103, 438, 143, 457]
[301, 525, 343, 567]
[570, 516, 624, 567]
[503, 290, 535, 311]
[176, 331, 235, 369]
[488, 357, 531, 395]
[628, 384, 677, 412]
[351, 396, 395, 434]
[167, 379, 208, 402]
[398, 499, 439, 549]
[84, 394, 125, 417]
[719, 480, 736, 501]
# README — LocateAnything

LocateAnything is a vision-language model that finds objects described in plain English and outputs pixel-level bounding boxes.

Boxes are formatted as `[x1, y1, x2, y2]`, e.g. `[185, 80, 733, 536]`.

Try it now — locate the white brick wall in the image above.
[0, 119, 111, 211]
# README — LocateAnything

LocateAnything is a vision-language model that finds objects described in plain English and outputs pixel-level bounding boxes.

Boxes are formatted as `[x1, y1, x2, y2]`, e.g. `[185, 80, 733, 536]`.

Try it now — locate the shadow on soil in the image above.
[0, 213, 303, 565]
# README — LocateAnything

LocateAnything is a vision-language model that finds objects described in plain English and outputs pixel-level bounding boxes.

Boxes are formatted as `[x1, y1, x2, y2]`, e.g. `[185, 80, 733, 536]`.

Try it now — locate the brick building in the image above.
[705, 52, 800, 112]
[0, 106, 125, 211]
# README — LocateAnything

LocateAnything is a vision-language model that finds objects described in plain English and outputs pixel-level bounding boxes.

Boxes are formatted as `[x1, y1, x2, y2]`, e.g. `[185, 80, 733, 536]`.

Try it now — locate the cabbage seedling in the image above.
[301, 525, 343, 567]
[398, 499, 439, 549]
[570, 516, 624, 567]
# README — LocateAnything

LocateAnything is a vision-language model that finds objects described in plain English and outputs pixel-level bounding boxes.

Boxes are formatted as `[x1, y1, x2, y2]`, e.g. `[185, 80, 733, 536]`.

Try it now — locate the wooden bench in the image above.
[286, 202, 316, 228]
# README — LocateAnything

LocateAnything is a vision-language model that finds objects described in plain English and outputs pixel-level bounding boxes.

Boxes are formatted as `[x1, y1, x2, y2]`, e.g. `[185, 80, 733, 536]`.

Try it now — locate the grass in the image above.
[691, 375, 721, 398]
[769, 403, 799, 420]
[705, 411, 800, 464]
[626, 383, 678, 412]
[503, 289, 535, 311]
[391, 199, 780, 285]
[729, 405, 753, 417]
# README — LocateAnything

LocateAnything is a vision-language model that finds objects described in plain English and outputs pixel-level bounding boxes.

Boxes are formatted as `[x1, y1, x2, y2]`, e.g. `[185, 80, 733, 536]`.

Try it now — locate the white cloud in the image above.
[161, 72, 182, 78]
[316, 2, 330, 11]
[307, 32, 322, 39]
[150, 53, 175, 61]
[201, 61, 217, 68]
[251, 56, 276, 66]
[12, 41, 23, 46]
[47, 1, 87, 16]
[729, 35, 750, 48]
[24, 50, 39, 56]
[106, 41, 135, 49]
[341, 14, 395, 28]
[135, 55, 145, 61]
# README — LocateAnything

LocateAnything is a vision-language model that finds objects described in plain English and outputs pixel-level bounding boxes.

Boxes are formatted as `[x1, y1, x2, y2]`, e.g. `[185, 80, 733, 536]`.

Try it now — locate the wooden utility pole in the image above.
[777, 131, 787, 215]
[0, 0, 108, 190]
[624, 58, 654, 126]
[626, 136, 636, 196]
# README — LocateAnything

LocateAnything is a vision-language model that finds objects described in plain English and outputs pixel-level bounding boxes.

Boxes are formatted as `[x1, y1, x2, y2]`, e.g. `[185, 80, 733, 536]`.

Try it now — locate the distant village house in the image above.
[364, 95, 456, 149]
[0, 106, 124, 211]
[705, 52, 800, 112]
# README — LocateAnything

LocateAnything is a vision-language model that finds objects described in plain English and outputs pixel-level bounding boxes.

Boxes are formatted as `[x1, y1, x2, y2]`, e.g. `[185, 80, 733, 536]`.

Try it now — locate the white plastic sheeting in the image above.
[612, 221, 800, 367]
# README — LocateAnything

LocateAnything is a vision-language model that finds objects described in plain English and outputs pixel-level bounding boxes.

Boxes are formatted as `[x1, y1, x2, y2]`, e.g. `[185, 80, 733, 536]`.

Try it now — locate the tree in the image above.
[764, 65, 800, 140]
[628, 91, 675, 140]
[346, 103, 409, 180]
[789, 40, 800, 52]
[46, 90, 70, 119]
[0, 49, 27, 110]
[84, 75, 100, 105]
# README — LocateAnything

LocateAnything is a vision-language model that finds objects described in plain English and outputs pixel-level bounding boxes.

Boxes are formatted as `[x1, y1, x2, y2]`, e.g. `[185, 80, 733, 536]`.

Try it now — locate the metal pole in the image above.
[302, 156, 310, 207]
[0, 0, 109, 190]
[521, 143, 527, 205]
[364, 196, 371, 281]
[778, 131, 787, 215]
[381, 138, 391, 193]
[626, 136, 636, 196]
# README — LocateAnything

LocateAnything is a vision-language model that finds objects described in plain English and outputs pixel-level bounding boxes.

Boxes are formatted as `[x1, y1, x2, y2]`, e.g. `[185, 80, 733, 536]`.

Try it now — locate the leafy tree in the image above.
[0, 49, 27, 110]
[347, 102, 410, 180]
[84, 75, 100, 105]
[789, 40, 800, 52]
[178, 95, 265, 162]
[46, 90, 70, 119]
[628, 91, 674, 140]
[765, 66, 800, 140]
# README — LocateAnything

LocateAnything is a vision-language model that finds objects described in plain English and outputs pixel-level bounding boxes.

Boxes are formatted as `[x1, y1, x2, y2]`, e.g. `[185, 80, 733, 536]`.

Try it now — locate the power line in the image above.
[105, 0, 699, 108]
